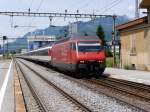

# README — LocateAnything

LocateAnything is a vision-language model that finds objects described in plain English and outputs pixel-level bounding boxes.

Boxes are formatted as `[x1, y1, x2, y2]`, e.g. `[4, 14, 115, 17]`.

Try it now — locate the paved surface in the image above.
[0, 60, 10, 89]
[0, 60, 14, 112]
[104, 68, 150, 85]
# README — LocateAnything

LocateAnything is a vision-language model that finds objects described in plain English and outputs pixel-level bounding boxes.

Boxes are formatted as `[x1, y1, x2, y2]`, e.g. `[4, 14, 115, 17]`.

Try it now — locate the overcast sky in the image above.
[0, 0, 146, 39]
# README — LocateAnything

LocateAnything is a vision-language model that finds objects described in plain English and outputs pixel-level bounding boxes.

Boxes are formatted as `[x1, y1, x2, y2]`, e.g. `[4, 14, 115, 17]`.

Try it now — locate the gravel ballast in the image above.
[18, 59, 146, 112]
[18, 61, 87, 112]
[16, 64, 42, 112]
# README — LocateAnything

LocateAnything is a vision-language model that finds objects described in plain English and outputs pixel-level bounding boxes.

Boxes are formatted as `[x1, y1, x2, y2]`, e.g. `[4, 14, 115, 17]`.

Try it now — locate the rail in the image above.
[15, 60, 48, 112]
[18, 59, 92, 112]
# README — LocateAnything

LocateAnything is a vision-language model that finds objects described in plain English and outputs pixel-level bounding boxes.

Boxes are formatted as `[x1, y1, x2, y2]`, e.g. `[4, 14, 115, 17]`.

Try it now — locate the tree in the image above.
[96, 25, 105, 45]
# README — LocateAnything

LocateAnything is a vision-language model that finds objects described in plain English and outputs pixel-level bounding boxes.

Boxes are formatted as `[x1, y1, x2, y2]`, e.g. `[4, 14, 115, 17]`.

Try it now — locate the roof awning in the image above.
[140, 0, 150, 8]
[116, 17, 147, 31]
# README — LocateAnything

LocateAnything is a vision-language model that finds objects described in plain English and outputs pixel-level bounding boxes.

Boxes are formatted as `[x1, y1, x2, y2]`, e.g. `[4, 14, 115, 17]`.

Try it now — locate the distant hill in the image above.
[3, 15, 130, 53]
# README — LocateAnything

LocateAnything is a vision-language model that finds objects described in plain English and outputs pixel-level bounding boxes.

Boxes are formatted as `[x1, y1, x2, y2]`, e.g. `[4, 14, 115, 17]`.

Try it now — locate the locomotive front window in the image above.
[78, 42, 103, 52]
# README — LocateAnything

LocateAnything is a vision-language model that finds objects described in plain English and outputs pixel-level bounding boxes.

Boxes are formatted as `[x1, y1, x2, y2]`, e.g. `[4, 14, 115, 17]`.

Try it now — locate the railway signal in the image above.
[2, 36, 7, 58]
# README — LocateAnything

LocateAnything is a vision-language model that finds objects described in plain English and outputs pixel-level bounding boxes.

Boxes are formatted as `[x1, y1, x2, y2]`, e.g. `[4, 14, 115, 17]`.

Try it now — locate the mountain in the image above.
[2, 15, 130, 53]
[29, 15, 129, 41]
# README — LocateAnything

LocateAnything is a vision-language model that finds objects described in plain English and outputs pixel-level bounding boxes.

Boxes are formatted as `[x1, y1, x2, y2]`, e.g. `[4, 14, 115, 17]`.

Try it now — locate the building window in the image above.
[130, 34, 136, 56]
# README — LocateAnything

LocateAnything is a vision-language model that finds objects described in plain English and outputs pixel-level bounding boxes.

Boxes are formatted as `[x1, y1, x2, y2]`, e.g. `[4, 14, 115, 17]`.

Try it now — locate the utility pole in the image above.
[7, 37, 8, 58]
[112, 15, 117, 67]
[3, 37, 4, 58]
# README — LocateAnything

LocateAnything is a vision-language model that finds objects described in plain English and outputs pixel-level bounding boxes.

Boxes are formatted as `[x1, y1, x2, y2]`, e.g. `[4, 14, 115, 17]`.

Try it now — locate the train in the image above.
[18, 36, 106, 78]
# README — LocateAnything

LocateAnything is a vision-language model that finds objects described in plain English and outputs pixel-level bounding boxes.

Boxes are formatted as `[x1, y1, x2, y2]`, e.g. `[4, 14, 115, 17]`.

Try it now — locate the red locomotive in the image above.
[18, 36, 106, 78]
[51, 36, 106, 77]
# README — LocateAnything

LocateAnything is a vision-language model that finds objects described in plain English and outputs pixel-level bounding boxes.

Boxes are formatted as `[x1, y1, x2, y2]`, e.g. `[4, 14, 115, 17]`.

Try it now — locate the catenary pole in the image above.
[112, 15, 117, 67]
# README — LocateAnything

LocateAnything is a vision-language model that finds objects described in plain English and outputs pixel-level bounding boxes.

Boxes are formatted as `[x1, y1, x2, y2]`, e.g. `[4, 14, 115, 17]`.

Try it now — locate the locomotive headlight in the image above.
[80, 61, 85, 63]
[98, 60, 103, 63]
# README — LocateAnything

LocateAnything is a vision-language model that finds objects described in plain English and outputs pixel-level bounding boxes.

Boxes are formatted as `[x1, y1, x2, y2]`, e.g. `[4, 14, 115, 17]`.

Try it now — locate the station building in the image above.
[116, 0, 150, 70]
[27, 35, 57, 51]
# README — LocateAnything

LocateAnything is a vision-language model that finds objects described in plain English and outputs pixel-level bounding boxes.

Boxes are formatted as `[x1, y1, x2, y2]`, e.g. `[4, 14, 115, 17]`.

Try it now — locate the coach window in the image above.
[42, 50, 48, 56]
[39, 50, 44, 56]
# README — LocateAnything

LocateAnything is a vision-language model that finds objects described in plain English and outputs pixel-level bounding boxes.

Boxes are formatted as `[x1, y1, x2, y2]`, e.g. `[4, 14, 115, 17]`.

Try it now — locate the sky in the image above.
[0, 0, 147, 40]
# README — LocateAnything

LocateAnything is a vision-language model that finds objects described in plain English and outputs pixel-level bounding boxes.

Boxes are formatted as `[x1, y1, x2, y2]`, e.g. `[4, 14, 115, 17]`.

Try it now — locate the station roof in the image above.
[140, 0, 150, 8]
[116, 16, 147, 31]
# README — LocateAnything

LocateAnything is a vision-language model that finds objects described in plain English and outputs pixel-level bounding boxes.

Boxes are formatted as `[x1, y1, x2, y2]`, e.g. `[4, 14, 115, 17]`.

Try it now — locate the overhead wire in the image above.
[100, 0, 122, 14]
[13, 0, 35, 37]
[16, 0, 122, 37]
[36, 0, 44, 11]
[76, 0, 91, 10]
[10, 0, 45, 42]
[101, 0, 121, 10]
[72, 0, 93, 22]
[27, 0, 45, 35]
[71, 0, 121, 14]
[28, 0, 34, 11]
[66, 0, 82, 9]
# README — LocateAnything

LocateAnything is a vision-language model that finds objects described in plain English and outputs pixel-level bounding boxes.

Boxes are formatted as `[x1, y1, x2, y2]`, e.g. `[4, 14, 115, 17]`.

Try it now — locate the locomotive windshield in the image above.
[78, 42, 103, 52]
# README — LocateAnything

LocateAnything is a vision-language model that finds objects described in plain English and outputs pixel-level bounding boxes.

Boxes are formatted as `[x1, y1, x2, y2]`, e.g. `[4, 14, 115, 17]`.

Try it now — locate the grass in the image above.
[106, 57, 113, 67]
[106, 56, 120, 68]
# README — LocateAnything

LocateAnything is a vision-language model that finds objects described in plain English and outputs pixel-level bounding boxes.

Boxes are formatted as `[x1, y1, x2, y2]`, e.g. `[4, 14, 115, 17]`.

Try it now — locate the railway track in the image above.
[16, 59, 92, 112]
[40, 61, 150, 103]
[17, 58, 150, 111]
[89, 77, 150, 101]
[60, 74, 150, 111]
[15, 61, 48, 112]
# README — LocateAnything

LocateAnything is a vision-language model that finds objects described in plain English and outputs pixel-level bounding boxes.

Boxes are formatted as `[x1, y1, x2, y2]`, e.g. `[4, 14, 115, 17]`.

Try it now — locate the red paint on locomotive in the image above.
[50, 36, 106, 76]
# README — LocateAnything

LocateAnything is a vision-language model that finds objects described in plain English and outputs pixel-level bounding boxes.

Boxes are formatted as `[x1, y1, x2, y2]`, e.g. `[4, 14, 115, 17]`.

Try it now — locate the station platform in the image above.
[0, 60, 14, 112]
[104, 68, 150, 85]
[0, 59, 25, 112]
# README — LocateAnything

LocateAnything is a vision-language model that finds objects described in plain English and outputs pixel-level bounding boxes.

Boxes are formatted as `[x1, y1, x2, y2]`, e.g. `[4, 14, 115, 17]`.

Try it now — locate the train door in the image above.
[70, 42, 76, 64]
[69, 43, 73, 64]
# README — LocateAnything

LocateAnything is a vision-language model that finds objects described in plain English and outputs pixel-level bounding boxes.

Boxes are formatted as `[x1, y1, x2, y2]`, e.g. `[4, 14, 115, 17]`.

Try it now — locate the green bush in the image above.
[105, 50, 113, 57]
[123, 64, 130, 70]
